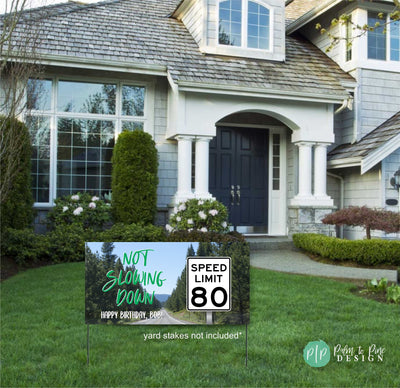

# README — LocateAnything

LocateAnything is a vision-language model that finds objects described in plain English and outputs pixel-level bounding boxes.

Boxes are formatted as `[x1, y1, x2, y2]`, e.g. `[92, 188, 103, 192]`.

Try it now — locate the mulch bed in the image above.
[1, 256, 54, 281]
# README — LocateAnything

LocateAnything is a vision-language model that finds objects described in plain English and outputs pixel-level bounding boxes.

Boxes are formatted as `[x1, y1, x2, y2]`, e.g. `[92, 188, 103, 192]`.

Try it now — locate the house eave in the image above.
[286, 0, 343, 34]
[361, 133, 400, 174]
[327, 157, 362, 169]
[6, 53, 168, 77]
[176, 80, 348, 103]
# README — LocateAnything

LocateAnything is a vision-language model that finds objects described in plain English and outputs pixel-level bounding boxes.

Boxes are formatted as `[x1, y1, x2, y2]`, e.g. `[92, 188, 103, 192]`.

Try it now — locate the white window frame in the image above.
[367, 12, 400, 62]
[216, 0, 273, 53]
[27, 75, 155, 207]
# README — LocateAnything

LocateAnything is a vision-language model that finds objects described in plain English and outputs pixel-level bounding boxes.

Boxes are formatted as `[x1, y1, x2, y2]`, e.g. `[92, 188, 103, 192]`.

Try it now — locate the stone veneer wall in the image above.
[288, 206, 336, 236]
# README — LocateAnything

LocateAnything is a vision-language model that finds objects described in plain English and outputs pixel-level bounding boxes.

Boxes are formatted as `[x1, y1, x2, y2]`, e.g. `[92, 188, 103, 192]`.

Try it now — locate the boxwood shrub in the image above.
[167, 230, 245, 243]
[111, 130, 158, 224]
[0, 116, 34, 234]
[293, 233, 400, 266]
[98, 223, 166, 242]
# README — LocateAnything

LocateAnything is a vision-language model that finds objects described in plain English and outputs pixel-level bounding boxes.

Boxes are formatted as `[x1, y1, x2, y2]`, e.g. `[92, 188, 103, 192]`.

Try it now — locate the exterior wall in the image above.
[327, 174, 341, 209]
[383, 148, 400, 211]
[382, 148, 400, 239]
[154, 78, 178, 213]
[342, 165, 382, 239]
[167, 90, 335, 144]
[202, 0, 286, 61]
[288, 206, 335, 236]
[357, 69, 400, 139]
[299, 4, 400, 143]
[301, 8, 342, 65]
[286, 133, 296, 202]
[333, 103, 355, 146]
[181, 0, 204, 45]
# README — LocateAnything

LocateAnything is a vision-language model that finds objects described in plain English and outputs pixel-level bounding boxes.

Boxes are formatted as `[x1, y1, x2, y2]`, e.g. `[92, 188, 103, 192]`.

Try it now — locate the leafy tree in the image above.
[196, 242, 214, 256]
[216, 242, 250, 324]
[101, 242, 117, 267]
[85, 244, 161, 323]
[1, 1, 48, 202]
[322, 206, 400, 239]
[316, 0, 400, 52]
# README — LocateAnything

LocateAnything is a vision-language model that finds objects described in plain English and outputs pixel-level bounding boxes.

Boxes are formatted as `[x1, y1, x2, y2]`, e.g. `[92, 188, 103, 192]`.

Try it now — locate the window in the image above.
[391, 18, 400, 61]
[218, 0, 270, 50]
[26, 78, 147, 204]
[368, 12, 400, 61]
[272, 134, 280, 190]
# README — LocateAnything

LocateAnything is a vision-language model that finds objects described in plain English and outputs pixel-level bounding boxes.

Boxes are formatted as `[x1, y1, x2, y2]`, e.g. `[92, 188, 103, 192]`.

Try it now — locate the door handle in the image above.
[230, 185, 235, 205]
[236, 185, 240, 205]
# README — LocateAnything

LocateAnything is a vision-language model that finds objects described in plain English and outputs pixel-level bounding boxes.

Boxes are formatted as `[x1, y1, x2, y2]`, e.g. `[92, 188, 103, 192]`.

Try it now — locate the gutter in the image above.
[334, 95, 353, 115]
[176, 80, 349, 104]
[6, 53, 168, 77]
[327, 171, 344, 238]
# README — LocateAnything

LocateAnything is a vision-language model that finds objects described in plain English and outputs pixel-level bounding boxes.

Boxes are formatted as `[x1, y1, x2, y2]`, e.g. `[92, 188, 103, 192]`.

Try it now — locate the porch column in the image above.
[290, 141, 314, 206]
[174, 135, 194, 203]
[314, 143, 334, 206]
[195, 136, 213, 199]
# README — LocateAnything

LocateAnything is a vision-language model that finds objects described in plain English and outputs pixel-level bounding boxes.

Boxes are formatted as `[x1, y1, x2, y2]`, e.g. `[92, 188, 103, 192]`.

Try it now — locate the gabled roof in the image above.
[285, 0, 321, 21]
[0, 0, 354, 102]
[1, 0, 355, 102]
[328, 111, 400, 174]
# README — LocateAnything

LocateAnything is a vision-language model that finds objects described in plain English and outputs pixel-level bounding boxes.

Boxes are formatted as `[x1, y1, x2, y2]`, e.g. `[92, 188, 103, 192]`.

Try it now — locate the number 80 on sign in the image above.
[186, 257, 231, 311]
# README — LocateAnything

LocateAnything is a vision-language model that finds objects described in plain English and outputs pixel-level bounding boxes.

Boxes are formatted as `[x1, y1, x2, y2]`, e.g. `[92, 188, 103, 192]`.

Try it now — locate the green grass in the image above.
[1, 263, 399, 387]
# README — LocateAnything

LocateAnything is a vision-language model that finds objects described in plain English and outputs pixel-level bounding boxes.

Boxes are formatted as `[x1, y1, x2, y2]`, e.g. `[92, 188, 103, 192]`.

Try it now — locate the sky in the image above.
[86, 242, 199, 295]
[0, 0, 100, 15]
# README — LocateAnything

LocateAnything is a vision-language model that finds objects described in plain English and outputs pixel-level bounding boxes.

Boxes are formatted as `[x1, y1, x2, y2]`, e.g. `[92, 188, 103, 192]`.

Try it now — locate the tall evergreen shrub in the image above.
[0, 116, 34, 232]
[111, 130, 158, 224]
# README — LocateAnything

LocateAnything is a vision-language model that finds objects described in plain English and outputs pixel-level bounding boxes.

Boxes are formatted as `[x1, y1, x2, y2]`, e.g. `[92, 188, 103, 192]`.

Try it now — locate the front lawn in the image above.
[1, 263, 399, 387]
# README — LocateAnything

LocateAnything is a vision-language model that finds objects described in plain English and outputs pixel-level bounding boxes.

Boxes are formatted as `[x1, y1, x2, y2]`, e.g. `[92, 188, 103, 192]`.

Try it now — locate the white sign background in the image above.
[186, 257, 231, 311]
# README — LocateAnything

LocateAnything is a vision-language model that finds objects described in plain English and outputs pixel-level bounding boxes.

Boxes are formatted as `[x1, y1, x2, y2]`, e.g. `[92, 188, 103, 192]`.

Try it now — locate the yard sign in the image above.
[186, 257, 231, 311]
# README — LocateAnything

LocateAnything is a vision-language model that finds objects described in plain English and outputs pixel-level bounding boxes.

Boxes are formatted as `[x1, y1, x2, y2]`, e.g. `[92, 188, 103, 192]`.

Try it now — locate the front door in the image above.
[209, 127, 268, 230]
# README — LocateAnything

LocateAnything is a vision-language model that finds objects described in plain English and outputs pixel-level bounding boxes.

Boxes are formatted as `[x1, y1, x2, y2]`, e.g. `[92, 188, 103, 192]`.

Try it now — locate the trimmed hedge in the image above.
[98, 223, 166, 242]
[293, 233, 400, 266]
[111, 130, 158, 224]
[167, 230, 245, 243]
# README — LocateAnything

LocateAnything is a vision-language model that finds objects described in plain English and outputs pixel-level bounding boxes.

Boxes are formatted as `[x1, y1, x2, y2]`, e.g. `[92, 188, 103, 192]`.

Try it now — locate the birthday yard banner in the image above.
[85, 241, 250, 325]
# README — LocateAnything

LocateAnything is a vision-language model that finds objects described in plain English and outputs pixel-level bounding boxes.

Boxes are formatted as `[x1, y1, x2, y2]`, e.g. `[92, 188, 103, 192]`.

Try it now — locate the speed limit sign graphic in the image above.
[186, 257, 231, 311]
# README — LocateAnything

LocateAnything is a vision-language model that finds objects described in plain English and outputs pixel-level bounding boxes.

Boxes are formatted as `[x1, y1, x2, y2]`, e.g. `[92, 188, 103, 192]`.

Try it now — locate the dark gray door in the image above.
[209, 127, 268, 228]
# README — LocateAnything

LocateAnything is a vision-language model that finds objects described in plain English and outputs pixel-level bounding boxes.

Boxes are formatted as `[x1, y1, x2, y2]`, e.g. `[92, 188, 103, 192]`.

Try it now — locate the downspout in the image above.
[327, 172, 344, 239]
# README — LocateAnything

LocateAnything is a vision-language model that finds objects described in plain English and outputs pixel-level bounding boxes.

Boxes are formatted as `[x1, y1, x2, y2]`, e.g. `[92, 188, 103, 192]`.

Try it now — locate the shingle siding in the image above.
[342, 166, 382, 239]
[358, 69, 400, 140]
[152, 77, 178, 208]
[383, 148, 400, 210]
[181, 0, 203, 45]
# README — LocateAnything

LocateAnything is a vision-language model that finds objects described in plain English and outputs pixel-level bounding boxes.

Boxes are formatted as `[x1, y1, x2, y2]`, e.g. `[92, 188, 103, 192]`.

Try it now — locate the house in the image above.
[1, 0, 399, 238]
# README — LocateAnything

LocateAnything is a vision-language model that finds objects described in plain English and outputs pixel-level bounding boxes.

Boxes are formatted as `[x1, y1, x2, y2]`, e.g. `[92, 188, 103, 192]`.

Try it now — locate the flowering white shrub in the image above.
[73, 206, 84, 216]
[46, 192, 111, 230]
[166, 198, 229, 233]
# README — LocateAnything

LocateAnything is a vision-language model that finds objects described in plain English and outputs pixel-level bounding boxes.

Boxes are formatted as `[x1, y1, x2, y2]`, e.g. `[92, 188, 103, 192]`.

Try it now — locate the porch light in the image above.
[390, 167, 400, 191]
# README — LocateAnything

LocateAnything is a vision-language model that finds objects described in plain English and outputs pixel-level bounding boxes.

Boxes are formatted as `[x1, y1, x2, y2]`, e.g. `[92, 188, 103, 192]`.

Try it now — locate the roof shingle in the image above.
[2, 0, 354, 99]
[329, 111, 400, 161]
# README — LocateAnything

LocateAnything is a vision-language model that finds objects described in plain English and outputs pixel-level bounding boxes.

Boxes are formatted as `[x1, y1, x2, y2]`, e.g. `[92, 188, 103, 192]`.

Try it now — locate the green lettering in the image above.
[102, 270, 117, 292]
[156, 272, 166, 287]
[116, 289, 126, 306]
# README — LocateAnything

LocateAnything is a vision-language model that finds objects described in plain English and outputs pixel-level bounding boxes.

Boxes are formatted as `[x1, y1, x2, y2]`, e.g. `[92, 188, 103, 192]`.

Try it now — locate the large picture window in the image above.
[26, 78, 148, 205]
[368, 12, 400, 62]
[218, 0, 271, 50]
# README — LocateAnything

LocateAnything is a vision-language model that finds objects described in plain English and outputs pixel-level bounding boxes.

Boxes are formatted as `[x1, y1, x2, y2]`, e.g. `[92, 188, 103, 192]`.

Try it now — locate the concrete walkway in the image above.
[250, 249, 398, 282]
